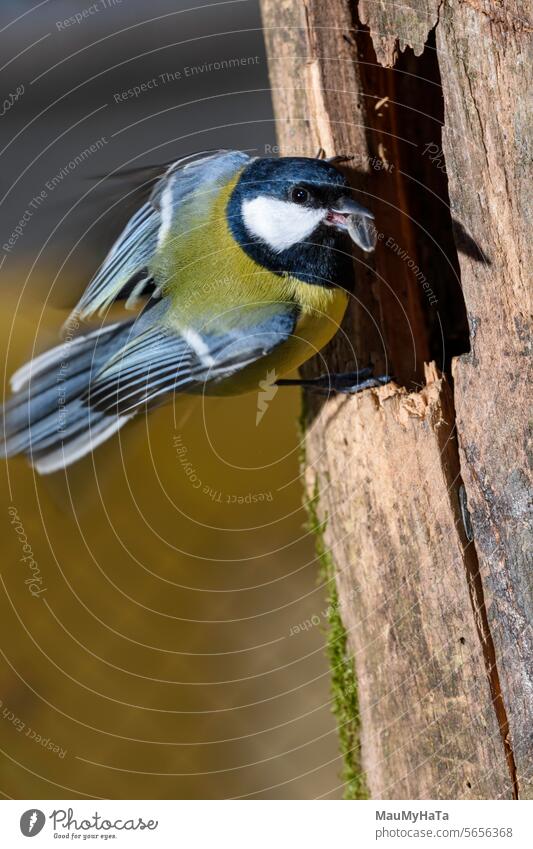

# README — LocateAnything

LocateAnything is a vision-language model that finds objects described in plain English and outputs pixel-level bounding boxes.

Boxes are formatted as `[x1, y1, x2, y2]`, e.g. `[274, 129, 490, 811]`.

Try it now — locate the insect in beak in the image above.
[325, 196, 377, 252]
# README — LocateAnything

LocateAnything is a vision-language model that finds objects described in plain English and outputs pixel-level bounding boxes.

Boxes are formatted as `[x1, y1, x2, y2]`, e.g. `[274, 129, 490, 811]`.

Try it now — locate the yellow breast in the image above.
[155, 173, 349, 394]
[209, 282, 348, 396]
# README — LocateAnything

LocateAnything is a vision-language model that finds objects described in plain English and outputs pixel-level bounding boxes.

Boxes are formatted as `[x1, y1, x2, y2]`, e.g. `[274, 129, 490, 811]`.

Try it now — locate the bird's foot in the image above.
[276, 368, 392, 395]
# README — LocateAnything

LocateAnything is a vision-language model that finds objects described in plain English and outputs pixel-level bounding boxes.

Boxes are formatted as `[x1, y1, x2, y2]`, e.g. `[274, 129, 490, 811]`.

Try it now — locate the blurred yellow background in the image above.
[1, 288, 341, 799]
[0, 0, 342, 799]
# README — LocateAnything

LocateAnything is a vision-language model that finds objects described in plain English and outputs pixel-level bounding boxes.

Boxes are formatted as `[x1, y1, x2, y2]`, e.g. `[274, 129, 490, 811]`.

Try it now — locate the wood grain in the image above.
[305, 366, 511, 798]
[359, 0, 532, 800]
[437, 1, 533, 798]
[261, 0, 530, 798]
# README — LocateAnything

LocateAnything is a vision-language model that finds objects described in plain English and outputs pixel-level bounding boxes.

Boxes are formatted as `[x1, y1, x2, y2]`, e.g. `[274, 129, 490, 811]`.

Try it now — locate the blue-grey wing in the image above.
[69, 150, 251, 323]
[86, 307, 297, 414]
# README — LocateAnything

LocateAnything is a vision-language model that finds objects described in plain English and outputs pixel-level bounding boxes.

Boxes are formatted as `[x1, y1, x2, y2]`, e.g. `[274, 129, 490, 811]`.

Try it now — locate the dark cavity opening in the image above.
[343, 18, 473, 387]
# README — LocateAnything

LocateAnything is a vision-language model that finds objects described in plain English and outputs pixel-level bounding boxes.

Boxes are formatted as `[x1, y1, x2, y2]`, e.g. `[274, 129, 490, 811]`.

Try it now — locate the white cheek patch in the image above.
[241, 196, 325, 253]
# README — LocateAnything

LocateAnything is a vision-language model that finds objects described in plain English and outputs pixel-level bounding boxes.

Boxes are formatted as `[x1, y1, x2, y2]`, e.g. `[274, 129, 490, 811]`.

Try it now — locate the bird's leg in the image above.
[276, 368, 392, 395]
[326, 154, 354, 165]
[314, 149, 355, 166]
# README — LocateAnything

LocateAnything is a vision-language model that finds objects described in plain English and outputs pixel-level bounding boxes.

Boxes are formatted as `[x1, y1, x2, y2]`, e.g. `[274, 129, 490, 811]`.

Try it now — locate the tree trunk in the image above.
[260, 0, 531, 799]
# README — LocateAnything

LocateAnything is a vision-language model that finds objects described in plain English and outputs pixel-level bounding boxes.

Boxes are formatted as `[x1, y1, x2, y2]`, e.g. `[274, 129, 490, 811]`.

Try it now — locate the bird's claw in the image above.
[276, 368, 392, 395]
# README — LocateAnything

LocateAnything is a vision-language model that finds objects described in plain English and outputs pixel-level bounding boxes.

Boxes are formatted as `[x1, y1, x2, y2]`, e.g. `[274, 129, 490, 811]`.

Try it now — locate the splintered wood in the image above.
[261, 0, 531, 798]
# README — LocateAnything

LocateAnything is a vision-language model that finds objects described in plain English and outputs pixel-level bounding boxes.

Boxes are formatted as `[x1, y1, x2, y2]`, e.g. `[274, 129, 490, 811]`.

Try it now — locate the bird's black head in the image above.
[227, 156, 375, 287]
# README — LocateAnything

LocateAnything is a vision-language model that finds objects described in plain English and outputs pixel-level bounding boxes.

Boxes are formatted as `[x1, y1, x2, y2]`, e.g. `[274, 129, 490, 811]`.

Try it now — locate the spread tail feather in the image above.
[1, 321, 136, 473]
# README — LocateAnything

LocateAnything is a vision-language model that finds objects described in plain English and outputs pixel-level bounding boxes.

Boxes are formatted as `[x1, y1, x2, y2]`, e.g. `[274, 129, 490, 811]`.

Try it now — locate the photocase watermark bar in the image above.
[3, 800, 524, 845]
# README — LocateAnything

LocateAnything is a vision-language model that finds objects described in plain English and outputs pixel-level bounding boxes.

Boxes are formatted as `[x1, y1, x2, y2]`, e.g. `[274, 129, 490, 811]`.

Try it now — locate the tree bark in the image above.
[260, 0, 531, 799]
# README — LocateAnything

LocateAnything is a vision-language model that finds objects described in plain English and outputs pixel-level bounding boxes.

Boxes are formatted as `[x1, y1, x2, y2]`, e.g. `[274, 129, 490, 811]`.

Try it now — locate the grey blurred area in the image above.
[1, 0, 276, 303]
[0, 1, 343, 800]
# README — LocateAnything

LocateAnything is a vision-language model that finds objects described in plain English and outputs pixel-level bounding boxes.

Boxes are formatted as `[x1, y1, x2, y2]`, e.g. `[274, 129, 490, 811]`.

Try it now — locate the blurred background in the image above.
[0, 0, 342, 799]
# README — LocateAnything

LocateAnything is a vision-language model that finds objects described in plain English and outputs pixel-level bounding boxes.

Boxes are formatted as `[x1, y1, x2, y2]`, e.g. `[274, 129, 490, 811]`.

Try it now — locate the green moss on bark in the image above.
[306, 487, 368, 800]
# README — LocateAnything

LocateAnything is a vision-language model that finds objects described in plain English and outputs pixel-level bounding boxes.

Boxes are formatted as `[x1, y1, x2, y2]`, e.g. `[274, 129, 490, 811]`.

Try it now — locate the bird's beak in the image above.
[325, 196, 377, 253]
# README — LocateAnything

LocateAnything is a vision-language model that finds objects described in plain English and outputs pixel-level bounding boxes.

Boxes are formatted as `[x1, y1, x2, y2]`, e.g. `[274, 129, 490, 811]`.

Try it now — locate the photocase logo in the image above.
[256, 369, 278, 425]
[20, 809, 46, 837]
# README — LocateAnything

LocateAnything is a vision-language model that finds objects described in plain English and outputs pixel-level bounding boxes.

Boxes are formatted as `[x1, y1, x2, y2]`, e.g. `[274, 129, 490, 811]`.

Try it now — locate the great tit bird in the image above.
[1, 151, 388, 474]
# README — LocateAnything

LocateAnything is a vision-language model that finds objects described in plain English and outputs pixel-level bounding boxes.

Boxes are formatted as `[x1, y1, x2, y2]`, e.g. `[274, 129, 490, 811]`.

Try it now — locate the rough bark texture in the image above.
[260, 0, 531, 798]
[435, 3, 533, 799]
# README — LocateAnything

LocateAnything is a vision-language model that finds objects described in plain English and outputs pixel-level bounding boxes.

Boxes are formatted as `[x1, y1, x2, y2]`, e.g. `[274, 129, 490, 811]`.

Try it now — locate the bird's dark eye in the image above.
[290, 186, 310, 204]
